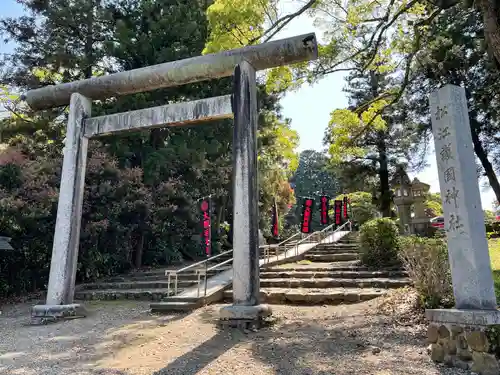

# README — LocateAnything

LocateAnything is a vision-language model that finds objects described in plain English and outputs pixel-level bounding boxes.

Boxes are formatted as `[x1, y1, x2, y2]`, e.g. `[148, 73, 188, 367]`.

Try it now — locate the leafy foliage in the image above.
[402, 6, 500, 205]
[289, 149, 340, 231]
[0, 0, 300, 298]
[399, 235, 453, 309]
[423, 192, 443, 218]
[359, 217, 400, 269]
[335, 191, 378, 226]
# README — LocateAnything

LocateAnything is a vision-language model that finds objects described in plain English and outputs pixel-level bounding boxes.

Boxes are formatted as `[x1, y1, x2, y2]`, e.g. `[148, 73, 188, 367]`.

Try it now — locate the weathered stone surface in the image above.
[85, 95, 233, 137]
[259, 277, 410, 289]
[219, 304, 272, 321]
[471, 351, 500, 375]
[451, 325, 464, 339]
[426, 309, 500, 326]
[45, 93, 91, 306]
[438, 325, 451, 339]
[457, 347, 473, 361]
[305, 254, 360, 262]
[443, 339, 457, 355]
[430, 85, 496, 310]
[444, 354, 454, 366]
[25, 33, 319, 110]
[457, 335, 469, 349]
[452, 358, 470, 370]
[466, 330, 490, 352]
[223, 288, 386, 305]
[430, 344, 445, 362]
[31, 303, 86, 325]
[427, 325, 439, 343]
[75, 288, 177, 301]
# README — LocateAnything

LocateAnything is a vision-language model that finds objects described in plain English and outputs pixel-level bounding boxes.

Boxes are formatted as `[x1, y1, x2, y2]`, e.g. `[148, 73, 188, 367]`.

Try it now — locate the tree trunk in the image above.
[470, 119, 500, 205]
[377, 139, 392, 217]
[134, 231, 145, 268]
[83, 0, 95, 79]
[477, 0, 500, 69]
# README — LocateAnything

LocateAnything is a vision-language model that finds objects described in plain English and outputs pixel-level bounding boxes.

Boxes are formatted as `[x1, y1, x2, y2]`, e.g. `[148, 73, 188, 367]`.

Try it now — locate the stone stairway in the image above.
[74, 259, 232, 301]
[223, 232, 411, 305]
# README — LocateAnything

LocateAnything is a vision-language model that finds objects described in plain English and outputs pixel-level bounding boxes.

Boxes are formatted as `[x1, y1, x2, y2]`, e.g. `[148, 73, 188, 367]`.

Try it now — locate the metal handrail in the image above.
[289, 220, 352, 257]
[262, 230, 303, 264]
[166, 249, 233, 276]
[165, 222, 353, 298]
[276, 231, 301, 247]
[165, 249, 233, 296]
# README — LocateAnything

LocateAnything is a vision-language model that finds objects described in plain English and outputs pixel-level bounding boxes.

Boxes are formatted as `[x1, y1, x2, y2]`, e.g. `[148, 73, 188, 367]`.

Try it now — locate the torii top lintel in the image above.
[23, 33, 318, 111]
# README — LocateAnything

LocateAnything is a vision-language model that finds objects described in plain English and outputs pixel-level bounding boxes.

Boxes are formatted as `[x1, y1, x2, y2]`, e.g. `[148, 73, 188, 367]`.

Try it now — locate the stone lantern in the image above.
[391, 166, 432, 235]
[410, 177, 431, 234]
[392, 166, 414, 234]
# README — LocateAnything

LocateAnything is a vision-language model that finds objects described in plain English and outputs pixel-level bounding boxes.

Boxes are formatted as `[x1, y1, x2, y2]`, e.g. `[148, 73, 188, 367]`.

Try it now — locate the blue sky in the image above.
[1, 0, 496, 210]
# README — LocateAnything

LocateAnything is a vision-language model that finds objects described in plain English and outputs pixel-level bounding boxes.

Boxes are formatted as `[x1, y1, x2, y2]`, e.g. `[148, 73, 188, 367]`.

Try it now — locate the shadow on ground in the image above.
[0, 300, 187, 375]
[151, 305, 458, 375]
[1, 301, 463, 375]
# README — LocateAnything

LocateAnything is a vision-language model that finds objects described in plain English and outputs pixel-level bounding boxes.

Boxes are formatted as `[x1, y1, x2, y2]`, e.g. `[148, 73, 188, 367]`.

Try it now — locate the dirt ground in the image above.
[0, 299, 469, 375]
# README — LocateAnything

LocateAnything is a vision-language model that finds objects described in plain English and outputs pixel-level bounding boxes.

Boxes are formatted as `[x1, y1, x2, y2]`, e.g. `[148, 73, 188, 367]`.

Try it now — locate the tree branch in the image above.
[249, 0, 318, 44]
[341, 8, 443, 146]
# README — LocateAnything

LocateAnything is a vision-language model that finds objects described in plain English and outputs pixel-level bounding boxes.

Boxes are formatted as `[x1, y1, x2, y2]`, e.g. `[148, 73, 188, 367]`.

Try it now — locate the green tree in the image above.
[258, 93, 299, 237]
[292, 150, 339, 198]
[1, 0, 112, 156]
[334, 191, 378, 225]
[0, 0, 301, 278]
[402, 6, 500, 205]
[326, 55, 419, 217]
[290, 149, 340, 230]
[424, 192, 443, 217]
[203, 0, 500, 90]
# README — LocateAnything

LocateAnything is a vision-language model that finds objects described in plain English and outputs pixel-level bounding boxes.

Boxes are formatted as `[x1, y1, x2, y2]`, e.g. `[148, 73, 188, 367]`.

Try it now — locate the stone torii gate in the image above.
[26, 34, 318, 325]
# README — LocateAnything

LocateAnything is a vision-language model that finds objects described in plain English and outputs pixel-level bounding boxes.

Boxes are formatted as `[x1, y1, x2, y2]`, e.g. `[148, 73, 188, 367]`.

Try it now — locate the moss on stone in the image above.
[485, 324, 500, 357]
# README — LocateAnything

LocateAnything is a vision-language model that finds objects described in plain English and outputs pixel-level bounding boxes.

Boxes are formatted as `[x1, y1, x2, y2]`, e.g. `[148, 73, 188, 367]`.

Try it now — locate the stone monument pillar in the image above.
[425, 85, 500, 373]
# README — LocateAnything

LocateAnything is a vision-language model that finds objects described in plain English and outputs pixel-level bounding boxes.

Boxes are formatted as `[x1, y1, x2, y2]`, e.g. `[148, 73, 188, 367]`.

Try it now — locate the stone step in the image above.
[76, 280, 197, 291]
[307, 249, 359, 254]
[304, 253, 360, 262]
[223, 287, 388, 305]
[315, 247, 359, 252]
[150, 301, 200, 313]
[259, 277, 411, 289]
[75, 288, 180, 301]
[103, 270, 227, 283]
[126, 263, 231, 278]
[317, 242, 358, 247]
[314, 247, 359, 251]
[259, 270, 408, 279]
[264, 261, 365, 272]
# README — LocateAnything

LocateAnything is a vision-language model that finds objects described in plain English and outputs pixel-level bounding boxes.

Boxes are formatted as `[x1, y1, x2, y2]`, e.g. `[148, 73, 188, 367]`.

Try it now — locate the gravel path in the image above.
[0, 299, 469, 375]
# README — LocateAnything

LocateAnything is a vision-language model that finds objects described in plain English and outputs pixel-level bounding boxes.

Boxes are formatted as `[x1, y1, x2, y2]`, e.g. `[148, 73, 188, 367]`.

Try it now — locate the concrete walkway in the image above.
[177, 231, 350, 299]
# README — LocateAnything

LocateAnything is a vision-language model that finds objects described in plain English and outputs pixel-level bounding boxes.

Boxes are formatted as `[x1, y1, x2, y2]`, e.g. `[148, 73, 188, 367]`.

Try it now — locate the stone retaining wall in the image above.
[427, 322, 500, 374]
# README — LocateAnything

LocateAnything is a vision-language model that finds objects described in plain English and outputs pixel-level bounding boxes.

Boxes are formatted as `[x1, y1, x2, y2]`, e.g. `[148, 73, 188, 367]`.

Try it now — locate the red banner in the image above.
[334, 200, 343, 226]
[271, 200, 279, 238]
[320, 195, 330, 225]
[301, 198, 314, 233]
[201, 199, 211, 256]
[343, 196, 349, 219]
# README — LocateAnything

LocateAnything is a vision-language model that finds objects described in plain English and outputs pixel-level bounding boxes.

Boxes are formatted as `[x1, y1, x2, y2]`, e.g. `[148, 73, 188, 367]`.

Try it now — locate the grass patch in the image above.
[297, 259, 312, 265]
[490, 238, 500, 302]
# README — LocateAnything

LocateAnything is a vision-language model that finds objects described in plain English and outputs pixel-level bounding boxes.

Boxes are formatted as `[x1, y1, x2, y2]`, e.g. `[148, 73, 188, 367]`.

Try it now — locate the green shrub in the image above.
[399, 236, 453, 309]
[359, 218, 400, 268]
